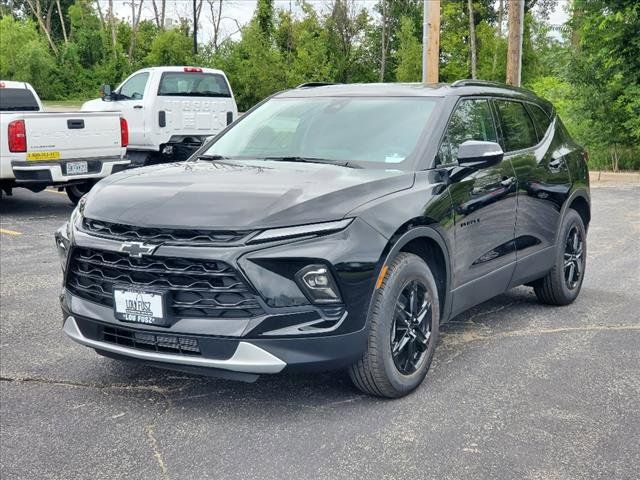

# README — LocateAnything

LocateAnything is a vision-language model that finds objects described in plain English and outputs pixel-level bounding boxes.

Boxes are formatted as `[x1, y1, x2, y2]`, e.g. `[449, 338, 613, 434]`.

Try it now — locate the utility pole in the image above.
[506, 0, 524, 86]
[422, 0, 440, 84]
[193, 0, 198, 54]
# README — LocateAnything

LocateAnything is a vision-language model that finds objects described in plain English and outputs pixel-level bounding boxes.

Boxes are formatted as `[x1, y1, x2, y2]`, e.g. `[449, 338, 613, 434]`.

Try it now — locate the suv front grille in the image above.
[82, 218, 252, 245]
[66, 247, 265, 319]
[102, 325, 201, 355]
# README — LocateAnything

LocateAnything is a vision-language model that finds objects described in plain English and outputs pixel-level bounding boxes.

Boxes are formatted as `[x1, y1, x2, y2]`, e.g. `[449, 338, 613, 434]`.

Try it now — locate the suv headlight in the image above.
[248, 218, 353, 244]
[55, 197, 86, 271]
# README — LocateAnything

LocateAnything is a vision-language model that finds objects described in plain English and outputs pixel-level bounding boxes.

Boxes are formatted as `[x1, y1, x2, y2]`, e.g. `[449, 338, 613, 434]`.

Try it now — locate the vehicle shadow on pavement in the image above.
[88, 288, 543, 407]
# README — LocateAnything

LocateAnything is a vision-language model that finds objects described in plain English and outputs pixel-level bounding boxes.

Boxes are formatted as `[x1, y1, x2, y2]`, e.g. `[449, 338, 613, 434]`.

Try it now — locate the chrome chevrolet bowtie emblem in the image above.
[119, 241, 158, 258]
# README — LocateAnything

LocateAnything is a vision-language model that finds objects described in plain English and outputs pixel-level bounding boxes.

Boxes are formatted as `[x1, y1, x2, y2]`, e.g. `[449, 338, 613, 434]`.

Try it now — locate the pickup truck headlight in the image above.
[248, 218, 353, 244]
[55, 197, 86, 272]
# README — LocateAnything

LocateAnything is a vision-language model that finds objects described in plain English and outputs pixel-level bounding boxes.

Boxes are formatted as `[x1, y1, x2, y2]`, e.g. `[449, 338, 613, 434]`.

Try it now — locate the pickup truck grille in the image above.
[66, 247, 264, 319]
[82, 218, 251, 245]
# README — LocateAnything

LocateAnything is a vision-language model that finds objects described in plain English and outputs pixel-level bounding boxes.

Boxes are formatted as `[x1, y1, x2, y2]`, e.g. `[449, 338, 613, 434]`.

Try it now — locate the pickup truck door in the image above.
[112, 72, 150, 147]
[438, 98, 518, 315]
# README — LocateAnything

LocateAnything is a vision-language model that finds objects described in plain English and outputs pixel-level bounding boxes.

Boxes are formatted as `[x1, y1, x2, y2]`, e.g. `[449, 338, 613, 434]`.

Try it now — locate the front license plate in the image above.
[26, 151, 60, 161]
[66, 161, 88, 175]
[113, 288, 167, 325]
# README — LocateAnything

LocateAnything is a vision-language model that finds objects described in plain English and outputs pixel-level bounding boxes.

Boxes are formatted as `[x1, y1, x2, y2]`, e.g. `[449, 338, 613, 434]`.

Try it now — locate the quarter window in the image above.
[438, 99, 498, 165]
[527, 103, 552, 141]
[494, 100, 537, 152]
[118, 72, 149, 100]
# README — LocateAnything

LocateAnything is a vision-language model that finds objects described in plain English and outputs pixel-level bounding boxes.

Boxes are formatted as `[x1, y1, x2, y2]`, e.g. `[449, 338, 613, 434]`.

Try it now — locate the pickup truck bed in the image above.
[1, 81, 128, 204]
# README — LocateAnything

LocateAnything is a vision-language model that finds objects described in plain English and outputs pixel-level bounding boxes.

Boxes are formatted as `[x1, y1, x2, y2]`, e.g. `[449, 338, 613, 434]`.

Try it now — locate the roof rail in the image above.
[450, 79, 537, 96]
[451, 79, 511, 88]
[296, 82, 338, 88]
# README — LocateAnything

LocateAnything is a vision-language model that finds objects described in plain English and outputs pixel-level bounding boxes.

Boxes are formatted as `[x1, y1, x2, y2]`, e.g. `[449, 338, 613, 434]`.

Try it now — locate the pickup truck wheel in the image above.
[348, 253, 439, 398]
[533, 209, 586, 305]
[65, 182, 93, 205]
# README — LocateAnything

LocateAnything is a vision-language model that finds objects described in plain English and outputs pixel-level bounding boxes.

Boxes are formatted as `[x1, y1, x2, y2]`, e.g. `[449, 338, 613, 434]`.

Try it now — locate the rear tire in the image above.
[533, 209, 586, 305]
[65, 182, 93, 205]
[349, 253, 440, 398]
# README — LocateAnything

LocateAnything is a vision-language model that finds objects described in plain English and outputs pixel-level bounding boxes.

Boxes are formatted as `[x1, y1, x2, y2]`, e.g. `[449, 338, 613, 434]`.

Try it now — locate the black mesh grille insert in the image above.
[82, 218, 251, 245]
[66, 247, 265, 319]
[101, 325, 201, 355]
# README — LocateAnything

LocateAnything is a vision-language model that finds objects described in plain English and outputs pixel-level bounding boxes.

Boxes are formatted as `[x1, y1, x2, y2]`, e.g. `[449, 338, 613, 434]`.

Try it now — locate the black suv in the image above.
[57, 81, 590, 398]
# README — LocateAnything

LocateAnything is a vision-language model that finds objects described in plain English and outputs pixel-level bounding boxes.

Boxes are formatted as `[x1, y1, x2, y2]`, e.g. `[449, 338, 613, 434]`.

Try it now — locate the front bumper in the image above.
[63, 315, 286, 373]
[59, 218, 386, 376]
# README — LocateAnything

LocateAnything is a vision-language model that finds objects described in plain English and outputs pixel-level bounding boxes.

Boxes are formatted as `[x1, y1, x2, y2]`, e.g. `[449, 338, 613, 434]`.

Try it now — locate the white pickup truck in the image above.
[0, 80, 129, 204]
[81, 66, 238, 166]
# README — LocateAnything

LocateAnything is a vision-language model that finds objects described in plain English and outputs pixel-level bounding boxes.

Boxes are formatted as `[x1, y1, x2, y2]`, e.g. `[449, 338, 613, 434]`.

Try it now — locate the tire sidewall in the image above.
[373, 254, 440, 395]
[554, 209, 587, 301]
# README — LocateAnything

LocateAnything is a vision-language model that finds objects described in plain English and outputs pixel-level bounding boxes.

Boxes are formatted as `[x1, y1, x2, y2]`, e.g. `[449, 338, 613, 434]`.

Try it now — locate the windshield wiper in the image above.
[197, 154, 231, 161]
[261, 156, 361, 168]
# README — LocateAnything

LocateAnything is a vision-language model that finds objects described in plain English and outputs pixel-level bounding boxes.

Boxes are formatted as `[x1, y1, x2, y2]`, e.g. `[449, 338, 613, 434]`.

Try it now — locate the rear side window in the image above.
[0, 88, 39, 111]
[158, 73, 231, 98]
[526, 103, 552, 141]
[494, 100, 537, 152]
[438, 98, 498, 165]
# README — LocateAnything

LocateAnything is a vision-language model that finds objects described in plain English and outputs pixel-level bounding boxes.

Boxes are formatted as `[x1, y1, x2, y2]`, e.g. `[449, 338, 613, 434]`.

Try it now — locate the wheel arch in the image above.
[376, 225, 453, 323]
[568, 193, 590, 230]
[557, 188, 591, 243]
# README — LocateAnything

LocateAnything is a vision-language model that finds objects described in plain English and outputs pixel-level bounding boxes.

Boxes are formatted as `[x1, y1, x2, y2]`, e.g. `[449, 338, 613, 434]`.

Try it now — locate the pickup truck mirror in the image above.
[457, 140, 504, 169]
[100, 84, 112, 100]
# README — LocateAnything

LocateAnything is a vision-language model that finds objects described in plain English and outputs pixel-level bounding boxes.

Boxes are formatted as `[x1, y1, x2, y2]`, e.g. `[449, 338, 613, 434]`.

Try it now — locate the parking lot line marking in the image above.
[45, 188, 66, 195]
[0, 228, 22, 236]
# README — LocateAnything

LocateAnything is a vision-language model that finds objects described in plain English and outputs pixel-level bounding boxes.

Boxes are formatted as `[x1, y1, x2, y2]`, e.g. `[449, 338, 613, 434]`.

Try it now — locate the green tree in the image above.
[144, 28, 193, 66]
[395, 16, 421, 82]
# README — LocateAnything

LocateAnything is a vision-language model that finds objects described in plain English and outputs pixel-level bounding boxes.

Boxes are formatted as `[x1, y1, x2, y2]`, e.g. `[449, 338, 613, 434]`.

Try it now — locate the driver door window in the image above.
[118, 72, 149, 100]
[438, 99, 498, 165]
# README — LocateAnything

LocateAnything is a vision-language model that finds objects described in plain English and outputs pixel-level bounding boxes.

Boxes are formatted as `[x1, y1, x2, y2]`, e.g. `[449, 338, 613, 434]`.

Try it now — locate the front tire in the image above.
[534, 209, 587, 305]
[349, 253, 440, 398]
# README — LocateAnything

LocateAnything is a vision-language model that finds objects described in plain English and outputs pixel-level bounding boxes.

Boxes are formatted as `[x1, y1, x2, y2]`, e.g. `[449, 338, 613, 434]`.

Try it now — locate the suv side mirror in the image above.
[457, 140, 504, 169]
[100, 84, 112, 101]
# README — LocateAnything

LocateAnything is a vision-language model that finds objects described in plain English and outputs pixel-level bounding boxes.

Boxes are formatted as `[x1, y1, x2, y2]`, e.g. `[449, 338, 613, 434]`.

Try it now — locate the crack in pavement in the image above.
[441, 323, 640, 348]
[0, 375, 189, 395]
[146, 424, 170, 480]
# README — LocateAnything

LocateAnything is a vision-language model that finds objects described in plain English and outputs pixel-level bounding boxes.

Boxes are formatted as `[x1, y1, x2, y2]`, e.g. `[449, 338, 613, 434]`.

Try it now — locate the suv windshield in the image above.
[0, 88, 39, 111]
[204, 96, 438, 168]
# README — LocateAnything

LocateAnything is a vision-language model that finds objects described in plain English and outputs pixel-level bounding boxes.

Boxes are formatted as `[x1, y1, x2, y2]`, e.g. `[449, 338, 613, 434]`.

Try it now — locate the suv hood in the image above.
[84, 160, 414, 230]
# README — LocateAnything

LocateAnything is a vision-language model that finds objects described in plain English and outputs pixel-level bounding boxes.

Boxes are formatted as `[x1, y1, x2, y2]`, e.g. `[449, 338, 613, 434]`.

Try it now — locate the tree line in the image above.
[0, 0, 638, 171]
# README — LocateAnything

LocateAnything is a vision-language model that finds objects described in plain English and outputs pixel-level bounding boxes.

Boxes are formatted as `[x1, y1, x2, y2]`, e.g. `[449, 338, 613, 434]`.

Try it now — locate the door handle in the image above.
[133, 105, 143, 109]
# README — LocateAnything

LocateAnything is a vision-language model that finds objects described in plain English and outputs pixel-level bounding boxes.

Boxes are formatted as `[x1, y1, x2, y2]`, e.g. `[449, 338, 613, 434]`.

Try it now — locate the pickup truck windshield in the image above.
[204, 96, 439, 169]
[0, 88, 39, 111]
[158, 72, 231, 98]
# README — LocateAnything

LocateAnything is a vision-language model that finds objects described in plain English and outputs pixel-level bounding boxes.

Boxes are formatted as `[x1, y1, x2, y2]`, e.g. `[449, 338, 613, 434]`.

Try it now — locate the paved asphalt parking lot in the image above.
[1, 185, 639, 480]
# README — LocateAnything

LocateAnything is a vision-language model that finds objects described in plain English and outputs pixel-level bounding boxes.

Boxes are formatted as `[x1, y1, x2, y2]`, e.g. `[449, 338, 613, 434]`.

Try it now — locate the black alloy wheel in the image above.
[391, 280, 432, 375]
[564, 225, 584, 290]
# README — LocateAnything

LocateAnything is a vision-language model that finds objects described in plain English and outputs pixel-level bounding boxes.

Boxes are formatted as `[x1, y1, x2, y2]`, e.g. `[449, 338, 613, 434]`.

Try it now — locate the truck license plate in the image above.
[66, 161, 88, 175]
[113, 288, 167, 325]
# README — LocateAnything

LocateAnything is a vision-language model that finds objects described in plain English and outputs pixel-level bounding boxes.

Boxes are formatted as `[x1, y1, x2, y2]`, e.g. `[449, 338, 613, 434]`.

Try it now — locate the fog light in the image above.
[295, 265, 341, 304]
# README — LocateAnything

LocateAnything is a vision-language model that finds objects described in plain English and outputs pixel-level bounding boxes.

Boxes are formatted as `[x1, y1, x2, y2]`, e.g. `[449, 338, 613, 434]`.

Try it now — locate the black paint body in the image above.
[59, 82, 590, 375]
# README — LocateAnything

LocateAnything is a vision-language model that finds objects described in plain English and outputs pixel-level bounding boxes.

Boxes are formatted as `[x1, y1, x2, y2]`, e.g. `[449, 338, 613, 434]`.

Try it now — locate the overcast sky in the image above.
[106, 0, 571, 44]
